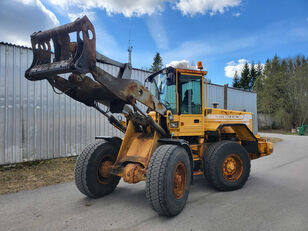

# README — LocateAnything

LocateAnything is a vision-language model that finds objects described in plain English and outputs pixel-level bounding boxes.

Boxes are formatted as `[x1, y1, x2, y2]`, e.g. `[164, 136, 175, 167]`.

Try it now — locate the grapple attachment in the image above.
[25, 16, 96, 80]
[24, 15, 167, 134]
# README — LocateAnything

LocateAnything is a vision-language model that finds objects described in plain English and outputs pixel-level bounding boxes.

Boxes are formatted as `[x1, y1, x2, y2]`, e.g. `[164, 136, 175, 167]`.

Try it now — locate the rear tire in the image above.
[204, 141, 250, 191]
[74, 140, 121, 198]
[146, 145, 191, 217]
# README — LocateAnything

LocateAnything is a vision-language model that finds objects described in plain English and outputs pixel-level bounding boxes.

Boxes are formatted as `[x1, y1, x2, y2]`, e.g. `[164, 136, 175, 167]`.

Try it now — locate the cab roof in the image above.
[176, 68, 207, 76]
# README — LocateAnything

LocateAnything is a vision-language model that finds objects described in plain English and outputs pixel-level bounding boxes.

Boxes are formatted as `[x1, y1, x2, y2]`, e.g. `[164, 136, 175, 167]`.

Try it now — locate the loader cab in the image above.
[147, 66, 207, 136]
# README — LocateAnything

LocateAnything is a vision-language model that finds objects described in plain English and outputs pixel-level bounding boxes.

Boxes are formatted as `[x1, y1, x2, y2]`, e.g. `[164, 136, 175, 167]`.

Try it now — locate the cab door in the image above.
[178, 73, 204, 136]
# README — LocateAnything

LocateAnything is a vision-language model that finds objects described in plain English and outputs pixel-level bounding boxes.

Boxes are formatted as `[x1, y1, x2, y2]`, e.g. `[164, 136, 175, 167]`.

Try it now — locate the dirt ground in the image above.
[262, 136, 282, 143]
[0, 157, 76, 195]
[259, 129, 296, 135]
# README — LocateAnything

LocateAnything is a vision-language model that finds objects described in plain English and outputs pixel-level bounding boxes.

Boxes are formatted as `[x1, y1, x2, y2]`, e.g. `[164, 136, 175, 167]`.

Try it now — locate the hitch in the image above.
[25, 16, 96, 80]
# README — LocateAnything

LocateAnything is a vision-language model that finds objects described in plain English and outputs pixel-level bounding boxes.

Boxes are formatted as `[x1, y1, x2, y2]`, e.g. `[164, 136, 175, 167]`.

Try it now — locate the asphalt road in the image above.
[1, 133, 308, 231]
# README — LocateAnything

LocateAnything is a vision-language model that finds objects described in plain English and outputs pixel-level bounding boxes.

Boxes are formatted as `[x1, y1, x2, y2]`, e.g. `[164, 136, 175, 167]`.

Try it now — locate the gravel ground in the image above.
[0, 133, 307, 231]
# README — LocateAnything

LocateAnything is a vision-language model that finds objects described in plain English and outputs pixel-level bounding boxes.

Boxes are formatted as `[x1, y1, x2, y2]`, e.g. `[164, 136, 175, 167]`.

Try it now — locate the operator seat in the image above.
[182, 89, 193, 113]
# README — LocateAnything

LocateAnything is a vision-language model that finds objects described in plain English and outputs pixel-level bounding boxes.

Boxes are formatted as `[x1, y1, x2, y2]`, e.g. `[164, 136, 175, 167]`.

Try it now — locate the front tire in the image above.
[204, 141, 251, 191]
[74, 140, 121, 198]
[146, 145, 191, 217]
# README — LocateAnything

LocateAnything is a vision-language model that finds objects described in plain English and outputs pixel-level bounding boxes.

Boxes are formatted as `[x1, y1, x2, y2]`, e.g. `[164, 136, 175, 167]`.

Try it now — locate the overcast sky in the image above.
[0, 0, 307, 85]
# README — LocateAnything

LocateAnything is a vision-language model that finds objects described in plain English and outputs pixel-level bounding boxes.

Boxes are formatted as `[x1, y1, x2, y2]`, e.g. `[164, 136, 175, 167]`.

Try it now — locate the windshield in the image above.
[149, 72, 177, 113]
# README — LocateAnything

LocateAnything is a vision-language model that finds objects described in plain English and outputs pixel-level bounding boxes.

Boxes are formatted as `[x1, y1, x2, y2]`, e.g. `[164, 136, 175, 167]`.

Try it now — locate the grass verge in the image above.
[0, 157, 76, 195]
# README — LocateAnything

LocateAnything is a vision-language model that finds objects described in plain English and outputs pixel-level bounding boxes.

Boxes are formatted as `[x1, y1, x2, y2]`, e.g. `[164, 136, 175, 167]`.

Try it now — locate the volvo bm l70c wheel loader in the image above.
[25, 16, 273, 217]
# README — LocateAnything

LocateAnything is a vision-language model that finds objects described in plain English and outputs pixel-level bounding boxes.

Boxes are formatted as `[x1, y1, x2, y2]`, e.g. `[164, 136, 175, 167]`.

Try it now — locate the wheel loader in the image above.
[25, 16, 273, 217]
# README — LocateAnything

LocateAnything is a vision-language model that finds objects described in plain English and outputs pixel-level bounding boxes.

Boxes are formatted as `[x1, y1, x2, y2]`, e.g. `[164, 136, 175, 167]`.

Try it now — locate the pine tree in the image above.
[249, 60, 257, 91]
[253, 62, 264, 102]
[232, 71, 240, 88]
[288, 59, 294, 74]
[263, 58, 271, 75]
[271, 55, 280, 73]
[295, 55, 301, 69]
[239, 62, 250, 90]
[256, 62, 263, 76]
[150, 52, 163, 73]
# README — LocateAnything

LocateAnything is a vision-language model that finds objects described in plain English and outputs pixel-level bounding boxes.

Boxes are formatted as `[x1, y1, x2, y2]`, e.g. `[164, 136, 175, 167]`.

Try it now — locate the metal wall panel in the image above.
[0, 43, 258, 165]
[0, 43, 151, 165]
[206, 83, 224, 109]
[227, 87, 258, 134]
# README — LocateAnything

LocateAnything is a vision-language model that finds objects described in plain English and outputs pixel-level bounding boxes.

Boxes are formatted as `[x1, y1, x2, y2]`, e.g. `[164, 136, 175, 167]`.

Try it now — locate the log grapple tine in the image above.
[25, 16, 96, 81]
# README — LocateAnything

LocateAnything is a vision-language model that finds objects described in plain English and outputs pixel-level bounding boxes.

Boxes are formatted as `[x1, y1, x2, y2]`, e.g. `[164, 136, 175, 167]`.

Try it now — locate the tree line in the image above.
[232, 61, 263, 91]
[233, 55, 308, 129]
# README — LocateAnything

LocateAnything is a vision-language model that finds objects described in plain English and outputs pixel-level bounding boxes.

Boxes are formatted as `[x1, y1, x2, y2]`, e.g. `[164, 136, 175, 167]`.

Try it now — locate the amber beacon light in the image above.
[197, 61, 203, 70]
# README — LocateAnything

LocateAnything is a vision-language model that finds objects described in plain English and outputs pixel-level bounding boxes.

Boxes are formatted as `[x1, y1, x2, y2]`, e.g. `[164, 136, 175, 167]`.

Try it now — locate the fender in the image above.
[217, 123, 259, 155]
[95, 136, 122, 150]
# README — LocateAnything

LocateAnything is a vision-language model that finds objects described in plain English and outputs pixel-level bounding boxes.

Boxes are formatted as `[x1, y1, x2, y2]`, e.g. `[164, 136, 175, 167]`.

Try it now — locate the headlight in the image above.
[168, 114, 174, 121]
[170, 122, 178, 128]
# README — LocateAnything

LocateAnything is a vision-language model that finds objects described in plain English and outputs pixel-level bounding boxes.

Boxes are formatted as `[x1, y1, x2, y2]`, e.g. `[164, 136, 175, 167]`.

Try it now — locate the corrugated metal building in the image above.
[0, 42, 257, 165]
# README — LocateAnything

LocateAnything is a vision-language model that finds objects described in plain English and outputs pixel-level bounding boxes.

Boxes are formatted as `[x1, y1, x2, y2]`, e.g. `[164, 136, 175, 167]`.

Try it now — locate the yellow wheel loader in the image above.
[25, 16, 273, 217]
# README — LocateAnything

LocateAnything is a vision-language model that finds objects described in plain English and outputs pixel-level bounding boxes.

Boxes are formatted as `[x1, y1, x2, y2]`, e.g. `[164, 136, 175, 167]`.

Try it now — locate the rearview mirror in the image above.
[167, 72, 176, 86]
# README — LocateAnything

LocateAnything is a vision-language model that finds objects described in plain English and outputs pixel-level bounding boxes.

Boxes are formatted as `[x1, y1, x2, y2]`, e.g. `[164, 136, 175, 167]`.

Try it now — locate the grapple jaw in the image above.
[25, 16, 96, 80]
[24, 15, 167, 124]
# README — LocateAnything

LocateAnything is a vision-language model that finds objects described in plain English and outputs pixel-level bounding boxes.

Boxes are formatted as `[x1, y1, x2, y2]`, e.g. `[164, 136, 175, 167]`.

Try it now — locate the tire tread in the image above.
[74, 140, 120, 198]
[146, 144, 176, 216]
[204, 140, 251, 191]
[75, 140, 104, 198]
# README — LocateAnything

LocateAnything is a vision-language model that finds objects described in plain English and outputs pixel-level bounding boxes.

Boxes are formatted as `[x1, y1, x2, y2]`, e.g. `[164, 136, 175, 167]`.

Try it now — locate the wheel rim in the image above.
[97, 154, 114, 184]
[172, 162, 187, 199]
[222, 153, 243, 182]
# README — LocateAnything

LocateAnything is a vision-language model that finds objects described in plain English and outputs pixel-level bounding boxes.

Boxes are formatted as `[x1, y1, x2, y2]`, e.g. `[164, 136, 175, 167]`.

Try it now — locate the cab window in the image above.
[180, 75, 202, 114]
[149, 73, 177, 114]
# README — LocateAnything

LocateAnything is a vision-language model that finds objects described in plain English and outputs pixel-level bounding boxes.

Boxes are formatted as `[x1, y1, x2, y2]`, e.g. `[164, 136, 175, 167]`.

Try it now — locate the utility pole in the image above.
[128, 31, 133, 65]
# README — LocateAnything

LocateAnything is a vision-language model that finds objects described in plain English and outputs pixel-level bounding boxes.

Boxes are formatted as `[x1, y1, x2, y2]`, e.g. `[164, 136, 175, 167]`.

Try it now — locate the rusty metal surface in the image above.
[114, 121, 159, 168]
[222, 154, 244, 182]
[25, 16, 96, 80]
[48, 74, 111, 107]
[110, 121, 160, 183]
[173, 162, 187, 199]
[24, 16, 166, 118]
[93, 66, 166, 115]
[122, 163, 146, 183]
